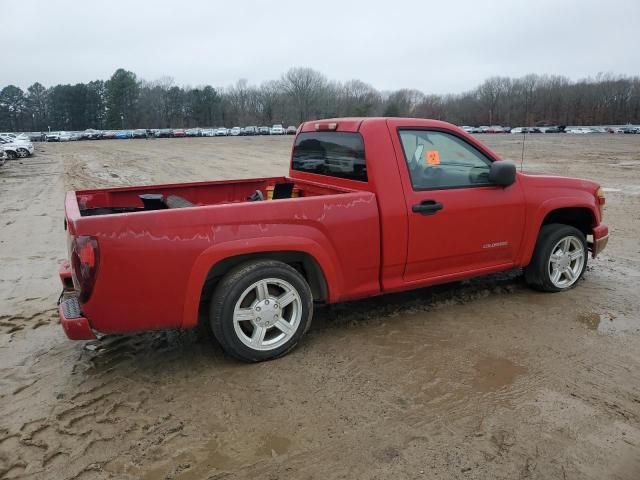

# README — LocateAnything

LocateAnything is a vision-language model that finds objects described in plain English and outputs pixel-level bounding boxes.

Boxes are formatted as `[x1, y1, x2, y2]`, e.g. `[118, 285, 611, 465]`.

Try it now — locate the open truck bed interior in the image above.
[76, 177, 351, 216]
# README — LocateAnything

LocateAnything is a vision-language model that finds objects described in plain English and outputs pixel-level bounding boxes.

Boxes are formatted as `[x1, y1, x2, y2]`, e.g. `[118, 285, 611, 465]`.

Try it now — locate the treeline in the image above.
[1, 68, 639, 132]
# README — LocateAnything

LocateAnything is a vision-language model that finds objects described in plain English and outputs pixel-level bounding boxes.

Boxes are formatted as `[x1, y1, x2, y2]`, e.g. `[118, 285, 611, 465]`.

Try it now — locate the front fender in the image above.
[518, 195, 599, 266]
[181, 236, 342, 329]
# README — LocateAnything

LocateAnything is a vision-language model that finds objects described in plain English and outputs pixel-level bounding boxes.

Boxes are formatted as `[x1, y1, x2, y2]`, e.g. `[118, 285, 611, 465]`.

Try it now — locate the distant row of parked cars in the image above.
[41, 124, 298, 142]
[461, 124, 640, 134]
[0, 132, 35, 162]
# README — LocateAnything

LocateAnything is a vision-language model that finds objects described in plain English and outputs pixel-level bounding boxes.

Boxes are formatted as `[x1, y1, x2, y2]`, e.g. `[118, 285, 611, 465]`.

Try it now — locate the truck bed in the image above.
[75, 176, 349, 216]
[63, 175, 381, 334]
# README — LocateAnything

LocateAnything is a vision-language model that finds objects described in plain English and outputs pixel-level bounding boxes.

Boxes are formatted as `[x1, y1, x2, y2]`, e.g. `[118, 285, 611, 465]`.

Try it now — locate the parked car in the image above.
[270, 124, 285, 135]
[70, 132, 83, 141]
[621, 125, 640, 134]
[101, 131, 117, 140]
[154, 129, 173, 138]
[0, 137, 34, 158]
[186, 128, 201, 137]
[0, 132, 30, 142]
[131, 129, 148, 139]
[46, 132, 61, 142]
[566, 127, 595, 134]
[115, 131, 132, 139]
[214, 127, 229, 136]
[172, 129, 186, 138]
[542, 126, 562, 133]
[286, 126, 297, 135]
[81, 129, 102, 140]
[229, 127, 242, 136]
[243, 126, 258, 136]
[258, 126, 270, 135]
[59, 132, 72, 142]
[57, 117, 608, 362]
[201, 129, 215, 137]
[28, 132, 46, 142]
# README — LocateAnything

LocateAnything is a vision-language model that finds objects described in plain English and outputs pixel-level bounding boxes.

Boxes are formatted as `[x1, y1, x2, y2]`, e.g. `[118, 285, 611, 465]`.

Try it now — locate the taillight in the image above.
[71, 235, 100, 302]
[596, 187, 605, 219]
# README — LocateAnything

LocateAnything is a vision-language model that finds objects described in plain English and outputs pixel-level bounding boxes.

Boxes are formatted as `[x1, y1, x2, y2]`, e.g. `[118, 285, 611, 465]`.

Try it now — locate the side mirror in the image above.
[489, 161, 516, 187]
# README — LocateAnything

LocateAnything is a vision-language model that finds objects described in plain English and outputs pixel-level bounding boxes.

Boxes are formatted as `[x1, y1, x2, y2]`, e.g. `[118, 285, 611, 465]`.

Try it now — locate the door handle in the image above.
[412, 200, 443, 215]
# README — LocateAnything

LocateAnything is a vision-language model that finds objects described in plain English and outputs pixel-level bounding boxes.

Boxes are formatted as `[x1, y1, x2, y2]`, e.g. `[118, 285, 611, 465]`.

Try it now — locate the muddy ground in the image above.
[1, 134, 639, 480]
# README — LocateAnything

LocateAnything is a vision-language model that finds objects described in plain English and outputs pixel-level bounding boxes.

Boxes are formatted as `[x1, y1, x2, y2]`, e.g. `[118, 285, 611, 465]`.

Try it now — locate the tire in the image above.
[524, 224, 588, 292]
[16, 148, 29, 158]
[209, 260, 313, 362]
[5, 150, 17, 160]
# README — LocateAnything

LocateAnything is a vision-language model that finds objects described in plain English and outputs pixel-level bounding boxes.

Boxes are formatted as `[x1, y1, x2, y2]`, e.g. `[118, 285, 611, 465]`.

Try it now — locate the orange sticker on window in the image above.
[426, 150, 440, 166]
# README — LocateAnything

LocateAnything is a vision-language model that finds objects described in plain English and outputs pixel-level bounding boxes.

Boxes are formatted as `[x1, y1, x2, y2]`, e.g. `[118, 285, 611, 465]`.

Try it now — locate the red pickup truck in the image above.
[58, 117, 609, 362]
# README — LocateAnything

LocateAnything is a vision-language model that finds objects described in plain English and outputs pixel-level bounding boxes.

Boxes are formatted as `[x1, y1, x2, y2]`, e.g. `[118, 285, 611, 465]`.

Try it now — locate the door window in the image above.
[399, 130, 491, 190]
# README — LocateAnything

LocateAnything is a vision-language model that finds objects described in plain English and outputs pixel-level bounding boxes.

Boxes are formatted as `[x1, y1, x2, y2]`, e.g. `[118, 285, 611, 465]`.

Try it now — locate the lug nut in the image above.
[256, 306, 261, 311]
[265, 300, 269, 305]
[274, 304, 279, 309]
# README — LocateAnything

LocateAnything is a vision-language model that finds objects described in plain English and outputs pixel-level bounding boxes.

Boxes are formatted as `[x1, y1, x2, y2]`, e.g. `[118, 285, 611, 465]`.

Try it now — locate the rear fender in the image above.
[181, 236, 342, 329]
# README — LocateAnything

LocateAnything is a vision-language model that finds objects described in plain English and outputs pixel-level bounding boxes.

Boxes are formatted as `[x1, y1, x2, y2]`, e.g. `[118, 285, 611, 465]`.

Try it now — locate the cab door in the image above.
[388, 125, 525, 283]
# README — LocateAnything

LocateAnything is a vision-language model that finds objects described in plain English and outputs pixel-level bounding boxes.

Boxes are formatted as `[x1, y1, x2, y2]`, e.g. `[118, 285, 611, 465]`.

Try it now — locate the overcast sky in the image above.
[5, 0, 639, 94]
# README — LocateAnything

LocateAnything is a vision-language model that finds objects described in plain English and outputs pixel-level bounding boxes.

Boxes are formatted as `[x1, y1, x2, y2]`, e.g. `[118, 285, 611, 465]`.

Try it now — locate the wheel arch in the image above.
[182, 238, 340, 330]
[521, 201, 598, 266]
[540, 207, 595, 236]
[199, 250, 328, 311]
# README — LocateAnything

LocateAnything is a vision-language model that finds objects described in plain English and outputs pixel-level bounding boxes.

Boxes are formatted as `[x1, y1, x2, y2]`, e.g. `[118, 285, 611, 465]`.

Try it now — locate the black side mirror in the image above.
[489, 161, 516, 187]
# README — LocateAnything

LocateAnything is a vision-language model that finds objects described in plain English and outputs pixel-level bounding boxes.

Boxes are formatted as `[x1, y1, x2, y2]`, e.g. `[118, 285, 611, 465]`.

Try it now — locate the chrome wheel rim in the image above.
[17, 149, 28, 158]
[233, 278, 302, 351]
[548, 236, 585, 288]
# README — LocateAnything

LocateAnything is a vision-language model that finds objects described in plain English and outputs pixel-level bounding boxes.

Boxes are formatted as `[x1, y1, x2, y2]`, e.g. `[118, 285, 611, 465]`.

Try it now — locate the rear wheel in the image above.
[5, 150, 17, 160]
[209, 260, 313, 362]
[524, 224, 588, 292]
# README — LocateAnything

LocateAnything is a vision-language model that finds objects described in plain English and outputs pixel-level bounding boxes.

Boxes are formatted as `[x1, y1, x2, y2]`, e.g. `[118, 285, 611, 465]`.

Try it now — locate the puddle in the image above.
[254, 434, 292, 457]
[577, 312, 601, 330]
[576, 312, 640, 335]
[472, 356, 526, 392]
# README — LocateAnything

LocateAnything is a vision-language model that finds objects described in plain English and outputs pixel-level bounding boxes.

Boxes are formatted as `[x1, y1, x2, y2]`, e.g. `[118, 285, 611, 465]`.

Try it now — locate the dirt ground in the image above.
[1, 133, 639, 480]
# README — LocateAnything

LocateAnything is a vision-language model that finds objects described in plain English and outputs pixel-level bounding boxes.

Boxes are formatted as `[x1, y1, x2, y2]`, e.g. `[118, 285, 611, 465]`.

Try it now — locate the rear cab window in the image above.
[292, 132, 367, 182]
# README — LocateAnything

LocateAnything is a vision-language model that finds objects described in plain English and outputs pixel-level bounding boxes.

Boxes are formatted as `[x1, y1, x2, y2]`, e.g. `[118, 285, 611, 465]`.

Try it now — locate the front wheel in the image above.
[209, 260, 313, 362]
[16, 148, 29, 158]
[524, 224, 588, 292]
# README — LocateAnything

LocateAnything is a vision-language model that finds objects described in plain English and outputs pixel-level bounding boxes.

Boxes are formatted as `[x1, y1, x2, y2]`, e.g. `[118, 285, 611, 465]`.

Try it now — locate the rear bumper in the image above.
[591, 224, 609, 258]
[59, 297, 96, 340]
[58, 261, 96, 340]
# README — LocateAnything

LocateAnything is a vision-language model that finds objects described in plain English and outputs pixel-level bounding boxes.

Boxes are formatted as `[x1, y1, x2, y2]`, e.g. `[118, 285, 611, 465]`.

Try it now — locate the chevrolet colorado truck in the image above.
[58, 117, 609, 362]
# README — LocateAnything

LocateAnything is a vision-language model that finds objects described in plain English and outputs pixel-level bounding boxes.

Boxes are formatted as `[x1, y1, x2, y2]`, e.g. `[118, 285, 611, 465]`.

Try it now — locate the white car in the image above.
[270, 124, 285, 135]
[0, 132, 30, 142]
[0, 137, 34, 158]
[566, 127, 594, 134]
[201, 129, 215, 137]
[59, 131, 72, 142]
[214, 127, 229, 136]
[229, 127, 242, 136]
